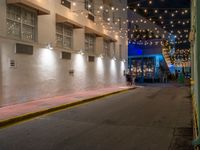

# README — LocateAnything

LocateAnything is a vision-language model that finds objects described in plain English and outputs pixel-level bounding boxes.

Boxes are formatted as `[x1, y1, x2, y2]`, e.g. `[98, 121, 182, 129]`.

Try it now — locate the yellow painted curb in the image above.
[0, 87, 136, 128]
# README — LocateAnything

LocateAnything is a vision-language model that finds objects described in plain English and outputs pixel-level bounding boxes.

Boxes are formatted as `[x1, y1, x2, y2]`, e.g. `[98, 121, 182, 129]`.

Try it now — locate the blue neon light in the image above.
[128, 44, 143, 56]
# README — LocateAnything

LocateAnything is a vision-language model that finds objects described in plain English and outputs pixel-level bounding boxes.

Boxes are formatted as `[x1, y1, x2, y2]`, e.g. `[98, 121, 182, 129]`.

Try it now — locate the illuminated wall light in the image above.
[46, 43, 53, 50]
[39, 48, 57, 71]
[72, 2, 76, 6]
[96, 56, 104, 75]
[100, 5, 103, 9]
[78, 49, 84, 55]
[112, 57, 117, 61]
[88, 4, 91, 8]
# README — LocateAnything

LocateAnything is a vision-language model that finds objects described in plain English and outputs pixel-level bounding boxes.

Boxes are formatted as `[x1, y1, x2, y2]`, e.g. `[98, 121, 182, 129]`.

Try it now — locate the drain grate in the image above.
[174, 127, 193, 136]
[170, 136, 193, 150]
[169, 127, 193, 150]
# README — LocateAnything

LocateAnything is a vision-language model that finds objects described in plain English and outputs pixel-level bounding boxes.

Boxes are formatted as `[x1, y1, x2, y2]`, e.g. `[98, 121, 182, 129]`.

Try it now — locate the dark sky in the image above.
[128, 0, 191, 49]
[128, 0, 190, 8]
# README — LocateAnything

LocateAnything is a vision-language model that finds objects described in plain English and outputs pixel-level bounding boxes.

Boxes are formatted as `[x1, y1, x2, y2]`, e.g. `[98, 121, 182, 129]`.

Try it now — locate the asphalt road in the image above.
[0, 84, 193, 150]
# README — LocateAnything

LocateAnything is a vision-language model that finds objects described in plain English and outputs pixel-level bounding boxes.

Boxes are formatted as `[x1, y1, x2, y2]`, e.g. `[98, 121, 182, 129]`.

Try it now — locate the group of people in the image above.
[125, 72, 134, 86]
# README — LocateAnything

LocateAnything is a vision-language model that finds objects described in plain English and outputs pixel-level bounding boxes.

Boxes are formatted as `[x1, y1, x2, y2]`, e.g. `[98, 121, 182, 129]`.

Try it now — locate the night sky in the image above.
[128, 0, 191, 49]
[128, 0, 190, 8]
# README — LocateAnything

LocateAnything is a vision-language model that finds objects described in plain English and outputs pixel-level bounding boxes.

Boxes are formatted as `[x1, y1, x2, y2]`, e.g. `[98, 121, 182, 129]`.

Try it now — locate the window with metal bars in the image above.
[56, 23, 73, 49]
[104, 40, 111, 57]
[6, 4, 37, 42]
[85, 33, 96, 54]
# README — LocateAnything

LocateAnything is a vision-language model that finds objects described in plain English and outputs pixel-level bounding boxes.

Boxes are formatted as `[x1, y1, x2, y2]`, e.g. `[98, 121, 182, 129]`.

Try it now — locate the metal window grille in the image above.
[56, 23, 73, 49]
[6, 4, 37, 42]
[85, 34, 96, 54]
[104, 40, 111, 57]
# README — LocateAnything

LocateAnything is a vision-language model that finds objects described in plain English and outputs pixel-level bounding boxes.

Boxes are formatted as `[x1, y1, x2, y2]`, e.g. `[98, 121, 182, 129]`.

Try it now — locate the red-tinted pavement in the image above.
[0, 85, 135, 127]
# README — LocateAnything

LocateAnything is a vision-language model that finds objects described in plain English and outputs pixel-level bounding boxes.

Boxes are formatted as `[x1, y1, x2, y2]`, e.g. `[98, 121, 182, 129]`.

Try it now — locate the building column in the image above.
[95, 37, 104, 56]
[0, 0, 6, 37]
[73, 28, 85, 52]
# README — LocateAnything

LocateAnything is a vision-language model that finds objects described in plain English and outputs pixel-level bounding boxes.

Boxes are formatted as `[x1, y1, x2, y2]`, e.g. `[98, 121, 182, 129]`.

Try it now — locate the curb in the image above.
[0, 87, 136, 128]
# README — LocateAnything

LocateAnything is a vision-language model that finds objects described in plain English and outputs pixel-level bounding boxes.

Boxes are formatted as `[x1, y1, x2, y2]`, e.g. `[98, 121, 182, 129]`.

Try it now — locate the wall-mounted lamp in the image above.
[99, 54, 104, 59]
[78, 49, 85, 55]
[46, 43, 53, 50]
[122, 59, 126, 63]
[112, 57, 117, 61]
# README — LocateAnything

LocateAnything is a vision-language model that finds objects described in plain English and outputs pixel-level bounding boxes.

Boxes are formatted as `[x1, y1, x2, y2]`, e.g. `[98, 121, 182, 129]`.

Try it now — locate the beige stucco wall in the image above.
[0, 0, 128, 106]
[0, 38, 126, 106]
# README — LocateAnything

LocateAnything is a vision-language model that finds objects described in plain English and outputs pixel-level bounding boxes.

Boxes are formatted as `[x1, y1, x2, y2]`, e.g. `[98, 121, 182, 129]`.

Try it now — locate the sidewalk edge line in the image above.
[0, 87, 136, 128]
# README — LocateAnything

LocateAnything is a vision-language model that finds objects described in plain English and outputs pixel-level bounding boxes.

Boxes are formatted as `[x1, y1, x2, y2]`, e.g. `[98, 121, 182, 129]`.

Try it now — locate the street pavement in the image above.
[0, 84, 193, 150]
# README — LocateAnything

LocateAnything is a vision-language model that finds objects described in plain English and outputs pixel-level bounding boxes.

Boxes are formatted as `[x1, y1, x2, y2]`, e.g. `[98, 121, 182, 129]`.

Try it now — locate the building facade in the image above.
[0, 0, 128, 106]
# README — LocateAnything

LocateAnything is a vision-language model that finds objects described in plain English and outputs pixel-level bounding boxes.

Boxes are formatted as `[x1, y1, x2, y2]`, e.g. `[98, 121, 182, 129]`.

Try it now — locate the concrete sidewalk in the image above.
[0, 85, 136, 128]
